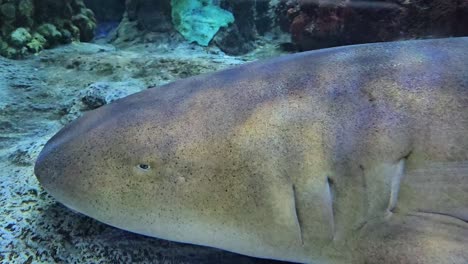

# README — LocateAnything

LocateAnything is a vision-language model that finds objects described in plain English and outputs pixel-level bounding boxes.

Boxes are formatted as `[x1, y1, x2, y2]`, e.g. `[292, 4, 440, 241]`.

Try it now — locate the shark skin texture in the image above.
[35, 38, 468, 264]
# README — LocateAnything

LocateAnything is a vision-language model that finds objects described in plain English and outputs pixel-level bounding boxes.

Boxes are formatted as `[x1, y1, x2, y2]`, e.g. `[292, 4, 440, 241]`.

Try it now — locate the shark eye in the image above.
[138, 164, 150, 170]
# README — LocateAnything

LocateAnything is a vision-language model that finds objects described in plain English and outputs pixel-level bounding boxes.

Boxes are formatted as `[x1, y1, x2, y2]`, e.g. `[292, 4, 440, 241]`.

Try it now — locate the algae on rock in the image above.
[0, 0, 96, 59]
[10, 27, 32, 47]
[171, 0, 234, 46]
[26, 33, 46, 53]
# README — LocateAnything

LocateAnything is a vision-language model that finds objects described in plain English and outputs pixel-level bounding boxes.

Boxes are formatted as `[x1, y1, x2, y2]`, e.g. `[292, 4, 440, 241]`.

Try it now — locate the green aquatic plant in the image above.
[171, 0, 234, 46]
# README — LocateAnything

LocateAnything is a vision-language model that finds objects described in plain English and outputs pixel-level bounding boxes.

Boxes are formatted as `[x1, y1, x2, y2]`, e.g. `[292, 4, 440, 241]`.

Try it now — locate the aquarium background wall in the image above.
[0, 0, 467, 263]
[0, 0, 467, 58]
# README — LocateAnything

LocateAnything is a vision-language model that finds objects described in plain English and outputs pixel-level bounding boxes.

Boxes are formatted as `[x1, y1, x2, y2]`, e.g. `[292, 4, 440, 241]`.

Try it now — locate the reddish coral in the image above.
[290, 12, 310, 43]
[284, 0, 468, 51]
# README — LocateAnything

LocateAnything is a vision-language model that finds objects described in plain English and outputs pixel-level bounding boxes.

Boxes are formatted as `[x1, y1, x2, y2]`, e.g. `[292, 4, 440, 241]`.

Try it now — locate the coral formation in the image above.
[284, 0, 468, 51]
[171, 0, 234, 46]
[10, 27, 31, 47]
[111, 0, 285, 55]
[0, 0, 96, 58]
[2, 0, 467, 57]
[110, 0, 175, 46]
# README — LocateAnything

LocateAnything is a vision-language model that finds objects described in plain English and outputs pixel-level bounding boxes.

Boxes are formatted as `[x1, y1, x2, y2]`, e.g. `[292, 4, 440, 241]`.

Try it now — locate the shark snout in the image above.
[34, 143, 64, 192]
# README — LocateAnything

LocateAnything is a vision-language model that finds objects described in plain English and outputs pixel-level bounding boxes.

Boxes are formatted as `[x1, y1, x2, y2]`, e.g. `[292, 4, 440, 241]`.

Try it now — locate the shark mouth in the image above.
[415, 210, 468, 224]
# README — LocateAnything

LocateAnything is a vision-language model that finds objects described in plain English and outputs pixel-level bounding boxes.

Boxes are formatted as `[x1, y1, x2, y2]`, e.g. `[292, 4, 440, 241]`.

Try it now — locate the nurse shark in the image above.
[35, 38, 468, 264]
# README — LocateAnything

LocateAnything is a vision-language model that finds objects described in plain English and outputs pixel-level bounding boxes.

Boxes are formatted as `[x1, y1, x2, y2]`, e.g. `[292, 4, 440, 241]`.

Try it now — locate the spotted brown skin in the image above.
[35, 38, 468, 264]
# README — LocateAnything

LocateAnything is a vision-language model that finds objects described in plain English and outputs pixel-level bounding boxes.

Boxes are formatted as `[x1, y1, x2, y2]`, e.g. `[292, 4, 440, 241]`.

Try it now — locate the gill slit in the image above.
[387, 158, 405, 215]
[292, 184, 304, 245]
[386, 150, 411, 218]
[326, 176, 336, 241]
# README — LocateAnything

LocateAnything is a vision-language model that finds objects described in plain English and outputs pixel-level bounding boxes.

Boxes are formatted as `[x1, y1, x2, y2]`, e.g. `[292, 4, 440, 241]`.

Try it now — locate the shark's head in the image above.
[34, 79, 307, 262]
[35, 37, 468, 264]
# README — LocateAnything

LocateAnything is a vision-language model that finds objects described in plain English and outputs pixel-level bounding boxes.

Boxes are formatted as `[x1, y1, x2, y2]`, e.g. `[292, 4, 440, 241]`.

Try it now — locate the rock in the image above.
[137, 8, 172, 33]
[111, 15, 140, 44]
[125, 0, 172, 32]
[171, 0, 234, 46]
[213, 25, 255, 55]
[67, 24, 81, 40]
[82, 81, 144, 106]
[17, 0, 33, 16]
[125, 0, 138, 19]
[284, 0, 468, 51]
[0, 40, 16, 58]
[213, 0, 256, 54]
[72, 11, 97, 41]
[81, 94, 106, 109]
[26, 33, 47, 53]
[37, 24, 63, 46]
[0, 3, 17, 21]
[83, 0, 125, 22]
[110, 0, 176, 45]
[17, 0, 34, 27]
[61, 81, 145, 123]
[10, 28, 32, 47]
[113, 0, 284, 55]
[60, 29, 73, 44]
[213, 0, 285, 55]
[0, 0, 97, 59]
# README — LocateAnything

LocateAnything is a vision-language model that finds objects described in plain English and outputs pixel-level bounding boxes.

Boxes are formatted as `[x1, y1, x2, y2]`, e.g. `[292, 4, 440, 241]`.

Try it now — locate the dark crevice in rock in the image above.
[84, 0, 126, 23]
